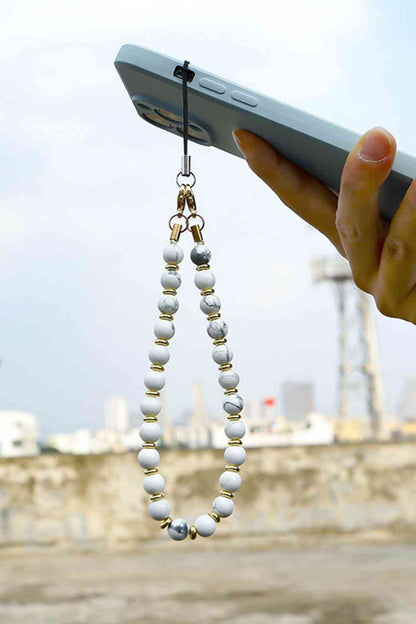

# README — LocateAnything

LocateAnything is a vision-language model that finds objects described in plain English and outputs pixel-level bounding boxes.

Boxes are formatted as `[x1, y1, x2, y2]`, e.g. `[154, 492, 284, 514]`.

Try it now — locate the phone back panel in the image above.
[115, 44, 415, 221]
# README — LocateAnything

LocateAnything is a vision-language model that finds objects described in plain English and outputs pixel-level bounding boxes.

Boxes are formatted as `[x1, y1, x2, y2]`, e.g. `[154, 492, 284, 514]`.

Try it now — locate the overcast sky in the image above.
[0, 1, 415, 436]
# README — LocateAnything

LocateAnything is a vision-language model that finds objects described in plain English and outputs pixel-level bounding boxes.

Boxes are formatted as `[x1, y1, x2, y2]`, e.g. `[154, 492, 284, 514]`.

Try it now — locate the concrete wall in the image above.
[1, 442, 416, 549]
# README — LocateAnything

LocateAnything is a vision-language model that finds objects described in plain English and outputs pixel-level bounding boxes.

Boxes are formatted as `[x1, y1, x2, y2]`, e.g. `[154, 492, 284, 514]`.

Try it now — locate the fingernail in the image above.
[358, 127, 393, 162]
[232, 129, 247, 154]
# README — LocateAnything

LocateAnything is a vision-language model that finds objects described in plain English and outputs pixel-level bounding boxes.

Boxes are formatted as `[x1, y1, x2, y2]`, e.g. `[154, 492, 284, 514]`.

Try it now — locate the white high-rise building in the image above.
[105, 396, 128, 433]
[0, 411, 39, 457]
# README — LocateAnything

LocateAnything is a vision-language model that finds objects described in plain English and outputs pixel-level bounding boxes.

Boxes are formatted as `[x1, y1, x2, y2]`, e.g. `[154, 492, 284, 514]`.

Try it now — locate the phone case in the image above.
[115, 44, 415, 221]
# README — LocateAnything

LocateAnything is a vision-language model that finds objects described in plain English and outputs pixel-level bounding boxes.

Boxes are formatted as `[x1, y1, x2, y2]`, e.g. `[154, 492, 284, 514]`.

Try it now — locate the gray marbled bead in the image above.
[213, 496, 234, 518]
[218, 370, 239, 389]
[207, 320, 228, 339]
[212, 344, 233, 365]
[200, 295, 221, 315]
[219, 470, 242, 492]
[153, 320, 175, 340]
[149, 499, 171, 520]
[163, 243, 184, 264]
[143, 473, 165, 494]
[194, 270, 215, 290]
[148, 345, 170, 365]
[137, 448, 160, 468]
[195, 514, 216, 537]
[224, 419, 246, 439]
[158, 295, 179, 315]
[167, 518, 189, 541]
[161, 271, 181, 290]
[190, 243, 211, 266]
[144, 370, 166, 391]
[223, 394, 244, 414]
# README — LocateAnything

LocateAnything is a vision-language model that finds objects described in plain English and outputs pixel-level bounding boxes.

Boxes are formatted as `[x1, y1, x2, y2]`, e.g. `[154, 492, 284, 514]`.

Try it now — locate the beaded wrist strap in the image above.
[137, 198, 246, 541]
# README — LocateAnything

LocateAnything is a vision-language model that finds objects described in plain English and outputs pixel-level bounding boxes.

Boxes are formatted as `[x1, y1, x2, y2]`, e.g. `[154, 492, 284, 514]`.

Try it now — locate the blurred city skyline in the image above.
[0, 1, 415, 437]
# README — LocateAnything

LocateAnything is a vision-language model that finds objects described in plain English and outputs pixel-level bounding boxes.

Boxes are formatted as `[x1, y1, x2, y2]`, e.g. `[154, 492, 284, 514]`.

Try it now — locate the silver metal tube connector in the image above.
[181, 154, 191, 176]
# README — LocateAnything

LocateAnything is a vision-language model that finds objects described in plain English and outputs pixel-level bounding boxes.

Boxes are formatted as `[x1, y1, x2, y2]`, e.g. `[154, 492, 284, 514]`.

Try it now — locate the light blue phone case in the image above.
[115, 44, 415, 221]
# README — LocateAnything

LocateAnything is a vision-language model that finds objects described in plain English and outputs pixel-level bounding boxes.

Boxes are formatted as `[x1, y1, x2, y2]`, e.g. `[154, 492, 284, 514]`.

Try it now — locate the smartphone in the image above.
[114, 44, 415, 222]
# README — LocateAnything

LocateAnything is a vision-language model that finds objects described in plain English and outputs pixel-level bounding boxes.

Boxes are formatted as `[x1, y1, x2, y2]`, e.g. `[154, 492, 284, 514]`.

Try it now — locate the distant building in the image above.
[0, 410, 39, 457]
[398, 376, 416, 422]
[47, 428, 126, 455]
[105, 396, 128, 433]
[282, 381, 314, 422]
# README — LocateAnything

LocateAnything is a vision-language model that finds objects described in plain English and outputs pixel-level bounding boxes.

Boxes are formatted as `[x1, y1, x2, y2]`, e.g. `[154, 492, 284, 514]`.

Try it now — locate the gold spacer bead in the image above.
[201, 288, 215, 296]
[143, 415, 158, 422]
[208, 511, 221, 523]
[228, 440, 243, 446]
[189, 525, 197, 539]
[196, 264, 210, 271]
[165, 264, 179, 271]
[160, 516, 172, 529]
[146, 390, 160, 397]
[162, 288, 177, 296]
[219, 490, 234, 499]
[155, 338, 169, 347]
[227, 414, 241, 420]
[224, 388, 238, 395]
[213, 338, 227, 346]
[142, 442, 156, 449]
[219, 363, 233, 371]
[159, 314, 174, 321]
[225, 465, 240, 472]
[144, 468, 159, 475]
[207, 313, 221, 322]
[150, 364, 165, 372]
[150, 493, 165, 501]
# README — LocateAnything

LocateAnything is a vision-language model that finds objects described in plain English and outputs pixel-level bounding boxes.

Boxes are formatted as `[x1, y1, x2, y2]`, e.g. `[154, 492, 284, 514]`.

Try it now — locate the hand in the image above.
[232, 127, 416, 324]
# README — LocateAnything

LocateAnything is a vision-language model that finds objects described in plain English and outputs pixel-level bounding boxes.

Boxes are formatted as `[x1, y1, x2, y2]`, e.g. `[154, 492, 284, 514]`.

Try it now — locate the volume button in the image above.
[231, 90, 258, 107]
[199, 78, 226, 94]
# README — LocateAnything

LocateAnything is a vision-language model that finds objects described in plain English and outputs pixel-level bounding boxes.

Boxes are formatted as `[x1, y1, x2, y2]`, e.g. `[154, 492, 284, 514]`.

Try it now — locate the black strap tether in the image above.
[182, 60, 190, 157]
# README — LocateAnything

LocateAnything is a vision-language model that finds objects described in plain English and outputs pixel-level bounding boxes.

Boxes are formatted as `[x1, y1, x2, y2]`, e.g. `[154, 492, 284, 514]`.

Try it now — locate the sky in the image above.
[0, 0, 415, 437]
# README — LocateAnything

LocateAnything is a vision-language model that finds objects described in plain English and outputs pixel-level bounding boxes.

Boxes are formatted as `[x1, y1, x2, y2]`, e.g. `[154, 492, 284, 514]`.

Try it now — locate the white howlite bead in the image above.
[219, 470, 242, 492]
[167, 518, 189, 541]
[223, 394, 244, 414]
[224, 420, 246, 439]
[149, 345, 170, 365]
[207, 320, 228, 339]
[213, 496, 234, 518]
[140, 396, 162, 416]
[161, 271, 181, 290]
[144, 370, 166, 391]
[143, 473, 165, 495]
[163, 243, 184, 264]
[139, 422, 162, 443]
[190, 243, 211, 266]
[224, 445, 247, 466]
[137, 448, 160, 469]
[218, 370, 240, 389]
[195, 514, 216, 537]
[194, 270, 215, 290]
[153, 320, 175, 340]
[149, 499, 171, 520]
[212, 344, 233, 365]
[200, 295, 221, 315]
[158, 295, 179, 315]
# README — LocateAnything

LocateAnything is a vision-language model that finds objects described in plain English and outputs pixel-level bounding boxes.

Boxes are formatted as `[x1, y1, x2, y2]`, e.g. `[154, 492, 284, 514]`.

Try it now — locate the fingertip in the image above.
[357, 126, 396, 163]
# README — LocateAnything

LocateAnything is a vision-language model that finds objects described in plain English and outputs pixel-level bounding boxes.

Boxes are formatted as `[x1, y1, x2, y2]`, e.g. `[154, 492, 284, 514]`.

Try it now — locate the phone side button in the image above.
[231, 90, 258, 107]
[199, 78, 226, 94]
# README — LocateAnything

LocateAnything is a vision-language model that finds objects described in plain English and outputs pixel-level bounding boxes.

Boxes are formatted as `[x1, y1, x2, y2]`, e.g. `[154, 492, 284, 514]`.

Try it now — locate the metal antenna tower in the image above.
[311, 255, 386, 440]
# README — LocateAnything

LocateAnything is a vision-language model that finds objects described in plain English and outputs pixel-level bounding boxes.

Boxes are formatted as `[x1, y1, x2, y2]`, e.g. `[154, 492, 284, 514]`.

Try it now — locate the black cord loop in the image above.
[182, 60, 190, 157]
